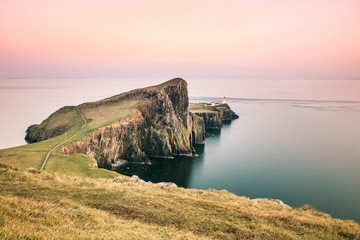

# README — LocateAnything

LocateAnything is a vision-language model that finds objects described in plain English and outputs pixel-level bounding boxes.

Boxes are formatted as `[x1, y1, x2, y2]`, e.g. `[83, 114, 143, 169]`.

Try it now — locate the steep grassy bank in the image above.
[0, 89, 138, 173]
[1, 163, 359, 239]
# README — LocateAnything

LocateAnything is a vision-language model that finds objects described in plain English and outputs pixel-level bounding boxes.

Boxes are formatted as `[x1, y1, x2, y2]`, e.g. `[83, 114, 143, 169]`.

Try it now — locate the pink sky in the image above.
[1, 0, 360, 79]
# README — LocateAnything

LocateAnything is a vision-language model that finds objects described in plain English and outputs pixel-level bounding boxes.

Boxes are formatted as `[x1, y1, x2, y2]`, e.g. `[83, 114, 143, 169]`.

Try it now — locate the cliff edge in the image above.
[25, 78, 238, 169]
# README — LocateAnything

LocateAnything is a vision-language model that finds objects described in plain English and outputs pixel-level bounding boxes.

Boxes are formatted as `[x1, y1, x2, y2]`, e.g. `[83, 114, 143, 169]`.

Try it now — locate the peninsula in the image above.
[0, 78, 359, 239]
[25, 78, 238, 169]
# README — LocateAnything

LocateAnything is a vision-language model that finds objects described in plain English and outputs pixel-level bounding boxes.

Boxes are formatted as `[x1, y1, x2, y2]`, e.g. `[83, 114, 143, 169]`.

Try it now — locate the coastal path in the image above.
[40, 106, 87, 171]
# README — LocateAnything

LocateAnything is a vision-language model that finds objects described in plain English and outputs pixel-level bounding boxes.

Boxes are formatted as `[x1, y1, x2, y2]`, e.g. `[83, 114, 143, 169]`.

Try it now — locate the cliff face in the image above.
[62, 112, 147, 168]
[189, 112, 206, 144]
[194, 112, 222, 131]
[215, 104, 239, 123]
[25, 78, 238, 169]
[189, 103, 239, 132]
[61, 78, 206, 168]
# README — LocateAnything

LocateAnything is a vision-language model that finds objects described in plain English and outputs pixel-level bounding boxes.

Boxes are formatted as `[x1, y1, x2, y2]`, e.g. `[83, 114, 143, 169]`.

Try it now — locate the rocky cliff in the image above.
[25, 78, 238, 169]
[61, 78, 207, 168]
[189, 103, 239, 132]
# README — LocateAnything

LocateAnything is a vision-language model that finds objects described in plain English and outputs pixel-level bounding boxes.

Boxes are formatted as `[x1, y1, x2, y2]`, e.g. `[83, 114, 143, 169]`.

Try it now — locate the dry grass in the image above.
[1, 79, 360, 239]
[0, 163, 359, 240]
[80, 99, 139, 131]
[189, 103, 218, 113]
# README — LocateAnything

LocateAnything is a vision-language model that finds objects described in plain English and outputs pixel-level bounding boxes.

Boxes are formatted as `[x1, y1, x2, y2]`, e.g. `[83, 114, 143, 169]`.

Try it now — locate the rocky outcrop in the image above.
[215, 104, 239, 123]
[61, 78, 206, 168]
[189, 112, 206, 144]
[252, 198, 292, 209]
[190, 103, 239, 132]
[194, 111, 223, 131]
[25, 78, 237, 169]
[131, 175, 177, 187]
[62, 112, 148, 168]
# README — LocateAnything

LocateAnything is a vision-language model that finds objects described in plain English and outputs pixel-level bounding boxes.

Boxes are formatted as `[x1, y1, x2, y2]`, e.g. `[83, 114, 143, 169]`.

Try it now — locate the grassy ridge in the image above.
[0, 106, 84, 170]
[0, 163, 359, 239]
[0, 98, 138, 177]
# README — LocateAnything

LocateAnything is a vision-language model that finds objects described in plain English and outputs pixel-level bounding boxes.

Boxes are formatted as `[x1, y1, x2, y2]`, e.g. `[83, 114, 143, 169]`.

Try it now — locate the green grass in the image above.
[0, 79, 174, 173]
[0, 163, 359, 239]
[30, 105, 82, 132]
[0, 97, 138, 176]
[44, 153, 119, 179]
[0, 124, 82, 170]
[79, 99, 139, 131]
[189, 103, 218, 113]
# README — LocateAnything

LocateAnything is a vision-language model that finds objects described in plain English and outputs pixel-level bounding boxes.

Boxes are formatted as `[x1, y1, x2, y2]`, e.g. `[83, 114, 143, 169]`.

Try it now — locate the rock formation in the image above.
[25, 78, 238, 169]
[189, 102, 239, 132]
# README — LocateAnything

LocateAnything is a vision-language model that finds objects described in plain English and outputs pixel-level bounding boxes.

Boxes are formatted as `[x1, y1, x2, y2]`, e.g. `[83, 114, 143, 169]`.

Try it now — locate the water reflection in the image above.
[114, 121, 233, 187]
[115, 144, 206, 187]
[116, 99, 360, 223]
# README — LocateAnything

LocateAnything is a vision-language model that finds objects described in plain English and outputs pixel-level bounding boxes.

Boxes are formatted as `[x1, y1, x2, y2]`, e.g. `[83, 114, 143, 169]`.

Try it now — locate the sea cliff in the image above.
[25, 78, 238, 169]
[189, 102, 239, 133]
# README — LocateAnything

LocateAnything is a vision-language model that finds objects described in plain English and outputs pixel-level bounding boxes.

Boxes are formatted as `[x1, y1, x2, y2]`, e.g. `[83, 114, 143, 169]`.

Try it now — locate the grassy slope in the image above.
[0, 97, 138, 178]
[0, 79, 178, 173]
[0, 163, 359, 240]
[0, 106, 84, 170]
[189, 103, 218, 113]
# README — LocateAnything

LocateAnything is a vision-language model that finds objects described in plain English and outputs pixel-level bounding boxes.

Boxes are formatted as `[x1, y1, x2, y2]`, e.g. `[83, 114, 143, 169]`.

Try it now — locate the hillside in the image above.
[1, 163, 359, 239]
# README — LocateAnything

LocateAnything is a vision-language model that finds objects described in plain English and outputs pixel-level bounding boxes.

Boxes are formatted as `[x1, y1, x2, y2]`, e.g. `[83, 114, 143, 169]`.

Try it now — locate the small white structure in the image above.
[210, 97, 227, 106]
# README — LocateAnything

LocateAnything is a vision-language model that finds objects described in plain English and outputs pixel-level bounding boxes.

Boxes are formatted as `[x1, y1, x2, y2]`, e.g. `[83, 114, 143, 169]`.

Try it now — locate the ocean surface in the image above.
[0, 78, 359, 222]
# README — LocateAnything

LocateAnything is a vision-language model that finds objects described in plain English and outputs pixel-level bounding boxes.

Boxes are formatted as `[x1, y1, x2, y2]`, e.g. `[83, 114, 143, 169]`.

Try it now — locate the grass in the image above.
[32, 106, 82, 131]
[0, 79, 171, 172]
[0, 124, 83, 170]
[44, 153, 119, 179]
[0, 163, 359, 239]
[1, 78, 360, 239]
[79, 99, 139, 134]
[0, 97, 138, 176]
[189, 103, 218, 113]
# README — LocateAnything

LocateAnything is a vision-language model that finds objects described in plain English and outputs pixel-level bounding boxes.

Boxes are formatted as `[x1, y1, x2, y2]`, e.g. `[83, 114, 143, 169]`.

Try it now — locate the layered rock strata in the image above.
[62, 79, 207, 168]
[189, 103, 239, 132]
[25, 78, 238, 169]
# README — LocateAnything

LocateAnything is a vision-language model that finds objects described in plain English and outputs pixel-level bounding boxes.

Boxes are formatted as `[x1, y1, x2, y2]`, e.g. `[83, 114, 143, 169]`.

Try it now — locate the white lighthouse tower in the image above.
[222, 96, 227, 104]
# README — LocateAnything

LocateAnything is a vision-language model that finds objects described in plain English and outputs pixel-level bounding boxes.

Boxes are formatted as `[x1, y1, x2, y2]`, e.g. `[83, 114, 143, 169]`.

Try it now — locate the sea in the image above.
[0, 78, 359, 222]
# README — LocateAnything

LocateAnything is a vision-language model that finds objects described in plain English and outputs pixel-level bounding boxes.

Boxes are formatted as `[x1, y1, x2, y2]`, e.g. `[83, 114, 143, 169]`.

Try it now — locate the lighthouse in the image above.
[222, 96, 227, 104]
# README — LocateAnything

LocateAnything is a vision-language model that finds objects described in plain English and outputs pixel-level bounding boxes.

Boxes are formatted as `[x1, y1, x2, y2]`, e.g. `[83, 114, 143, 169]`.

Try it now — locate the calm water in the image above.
[117, 98, 360, 222]
[1, 79, 360, 222]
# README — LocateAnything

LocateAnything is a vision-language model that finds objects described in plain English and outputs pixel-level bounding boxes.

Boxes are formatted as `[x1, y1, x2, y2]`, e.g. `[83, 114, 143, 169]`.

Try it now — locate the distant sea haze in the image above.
[0, 78, 360, 222]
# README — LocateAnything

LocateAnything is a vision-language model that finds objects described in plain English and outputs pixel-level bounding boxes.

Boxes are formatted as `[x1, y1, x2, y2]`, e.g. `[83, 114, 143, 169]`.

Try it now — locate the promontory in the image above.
[25, 78, 238, 169]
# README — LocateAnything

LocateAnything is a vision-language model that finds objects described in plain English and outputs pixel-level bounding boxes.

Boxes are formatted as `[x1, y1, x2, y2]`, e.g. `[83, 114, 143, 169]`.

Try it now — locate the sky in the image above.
[0, 0, 360, 80]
